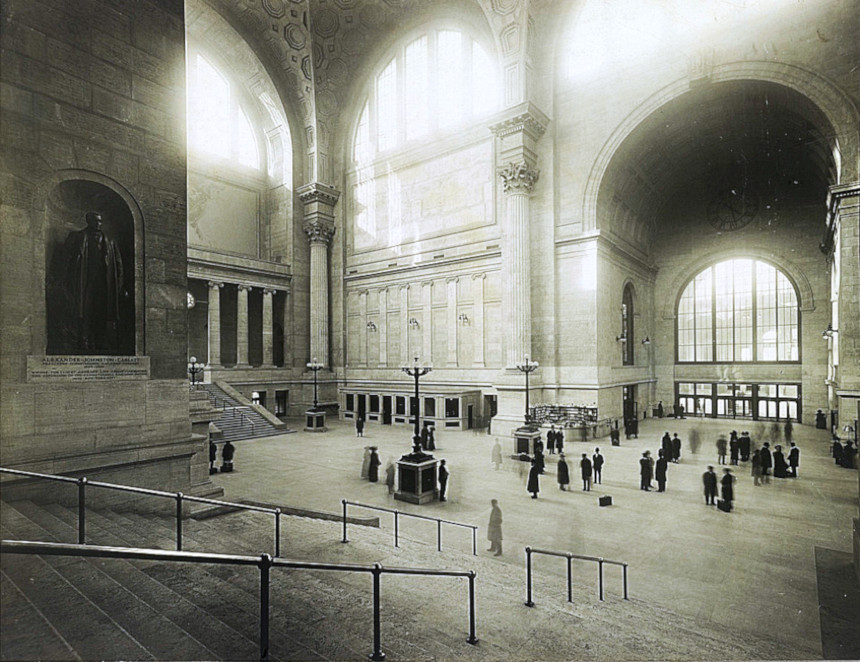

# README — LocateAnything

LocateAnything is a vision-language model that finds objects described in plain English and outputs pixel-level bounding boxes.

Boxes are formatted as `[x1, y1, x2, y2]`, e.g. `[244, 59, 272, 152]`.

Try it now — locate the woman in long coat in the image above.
[720, 468, 734, 510]
[368, 447, 381, 482]
[556, 454, 570, 490]
[527, 460, 540, 498]
[772, 445, 788, 478]
[487, 500, 503, 555]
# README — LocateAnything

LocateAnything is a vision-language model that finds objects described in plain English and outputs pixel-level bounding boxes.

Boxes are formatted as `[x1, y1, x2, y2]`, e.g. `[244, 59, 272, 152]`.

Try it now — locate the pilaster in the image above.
[262, 288, 275, 368]
[379, 288, 389, 367]
[359, 289, 368, 367]
[422, 281, 433, 365]
[472, 273, 486, 367]
[207, 281, 224, 368]
[447, 277, 459, 367]
[236, 284, 251, 368]
[400, 284, 410, 366]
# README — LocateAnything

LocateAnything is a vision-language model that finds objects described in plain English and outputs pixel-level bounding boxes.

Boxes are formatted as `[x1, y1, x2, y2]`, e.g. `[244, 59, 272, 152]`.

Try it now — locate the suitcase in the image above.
[717, 499, 731, 512]
[599, 495, 612, 507]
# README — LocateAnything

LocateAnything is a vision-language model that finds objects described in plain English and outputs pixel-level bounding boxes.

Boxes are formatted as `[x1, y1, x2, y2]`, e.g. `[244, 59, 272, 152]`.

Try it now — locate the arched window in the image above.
[676, 259, 799, 363]
[353, 27, 498, 161]
[622, 284, 634, 365]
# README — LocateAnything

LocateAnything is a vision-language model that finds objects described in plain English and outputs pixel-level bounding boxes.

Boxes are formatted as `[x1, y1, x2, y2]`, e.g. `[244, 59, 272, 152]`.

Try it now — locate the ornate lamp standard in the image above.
[401, 356, 432, 453]
[304, 357, 326, 432]
[512, 356, 541, 456]
[515, 356, 539, 428]
[187, 356, 205, 389]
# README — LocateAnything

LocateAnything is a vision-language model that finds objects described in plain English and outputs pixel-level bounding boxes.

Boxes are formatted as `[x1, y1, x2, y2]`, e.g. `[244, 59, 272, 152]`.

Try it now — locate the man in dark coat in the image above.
[547, 426, 556, 454]
[527, 459, 540, 498]
[729, 436, 740, 465]
[655, 450, 668, 492]
[661, 432, 672, 461]
[832, 437, 843, 465]
[580, 453, 592, 491]
[221, 440, 235, 472]
[534, 448, 545, 474]
[427, 427, 436, 451]
[437, 459, 448, 501]
[639, 451, 652, 491]
[739, 431, 751, 462]
[720, 468, 734, 511]
[702, 466, 718, 504]
[356, 416, 365, 437]
[840, 440, 857, 469]
[716, 436, 728, 465]
[772, 445, 788, 478]
[592, 447, 604, 484]
[671, 434, 682, 463]
[751, 449, 762, 486]
[556, 454, 570, 490]
[368, 447, 381, 482]
[209, 440, 217, 474]
[487, 500, 503, 555]
[760, 442, 772, 482]
[420, 423, 429, 449]
[788, 442, 800, 477]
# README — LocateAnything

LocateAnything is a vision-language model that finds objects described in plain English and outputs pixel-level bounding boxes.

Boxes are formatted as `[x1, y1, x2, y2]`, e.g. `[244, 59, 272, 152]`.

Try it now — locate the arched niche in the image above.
[42, 173, 144, 356]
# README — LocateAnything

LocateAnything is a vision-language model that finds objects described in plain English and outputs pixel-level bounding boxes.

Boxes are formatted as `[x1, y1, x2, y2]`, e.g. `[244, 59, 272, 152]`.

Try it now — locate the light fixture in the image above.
[616, 333, 627, 343]
[458, 313, 470, 325]
[366, 321, 377, 331]
[822, 323, 838, 339]
[187, 356, 205, 388]
[408, 317, 420, 328]
[641, 337, 651, 345]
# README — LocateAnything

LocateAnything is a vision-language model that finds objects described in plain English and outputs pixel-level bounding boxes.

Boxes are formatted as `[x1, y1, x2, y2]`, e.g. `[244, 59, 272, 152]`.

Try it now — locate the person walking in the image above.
[671, 433, 682, 463]
[639, 451, 652, 491]
[592, 448, 604, 484]
[720, 468, 735, 512]
[580, 453, 592, 491]
[527, 459, 540, 498]
[760, 442, 772, 482]
[784, 419, 793, 444]
[557, 453, 570, 491]
[655, 449, 668, 492]
[361, 446, 371, 479]
[368, 447, 381, 483]
[438, 459, 449, 501]
[491, 439, 503, 471]
[689, 427, 701, 455]
[556, 427, 565, 455]
[716, 436, 728, 465]
[703, 466, 718, 505]
[487, 500, 503, 555]
[547, 425, 556, 455]
[788, 442, 800, 477]
[751, 449, 762, 486]
[385, 460, 395, 495]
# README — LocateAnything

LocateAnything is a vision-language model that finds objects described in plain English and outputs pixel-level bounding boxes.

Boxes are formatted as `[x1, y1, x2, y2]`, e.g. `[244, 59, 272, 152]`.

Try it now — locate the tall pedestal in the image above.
[305, 409, 327, 432]
[395, 453, 439, 505]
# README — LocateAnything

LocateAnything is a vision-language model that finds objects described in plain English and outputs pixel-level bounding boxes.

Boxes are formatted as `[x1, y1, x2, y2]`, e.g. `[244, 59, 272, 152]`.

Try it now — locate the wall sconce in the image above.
[458, 313, 470, 325]
[641, 337, 651, 345]
[822, 323, 838, 339]
[408, 317, 420, 328]
[366, 321, 377, 332]
[616, 333, 627, 343]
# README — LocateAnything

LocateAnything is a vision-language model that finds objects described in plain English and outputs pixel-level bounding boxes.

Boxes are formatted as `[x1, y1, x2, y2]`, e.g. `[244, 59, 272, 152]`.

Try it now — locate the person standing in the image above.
[547, 425, 556, 455]
[661, 432, 672, 462]
[720, 468, 735, 512]
[491, 439, 503, 471]
[739, 431, 751, 462]
[751, 449, 762, 486]
[655, 449, 668, 492]
[487, 500, 503, 555]
[385, 460, 396, 495]
[557, 453, 570, 491]
[361, 446, 371, 480]
[209, 440, 217, 474]
[438, 459, 449, 501]
[702, 466, 718, 505]
[772, 445, 788, 478]
[368, 447, 381, 483]
[788, 442, 800, 477]
[784, 419, 793, 444]
[760, 442, 772, 482]
[639, 451, 652, 491]
[556, 428, 565, 455]
[534, 447, 545, 475]
[832, 437, 843, 465]
[671, 433, 682, 463]
[420, 423, 429, 450]
[729, 436, 739, 466]
[356, 416, 365, 437]
[592, 448, 604, 484]
[580, 453, 592, 491]
[221, 440, 235, 473]
[427, 426, 436, 451]
[527, 459, 540, 498]
[716, 436, 728, 465]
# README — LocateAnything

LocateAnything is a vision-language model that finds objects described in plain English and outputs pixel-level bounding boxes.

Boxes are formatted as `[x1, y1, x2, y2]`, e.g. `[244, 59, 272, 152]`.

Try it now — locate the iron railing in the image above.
[0, 467, 284, 556]
[341, 499, 478, 556]
[0, 539, 477, 661]
[524, 546, 628, 606]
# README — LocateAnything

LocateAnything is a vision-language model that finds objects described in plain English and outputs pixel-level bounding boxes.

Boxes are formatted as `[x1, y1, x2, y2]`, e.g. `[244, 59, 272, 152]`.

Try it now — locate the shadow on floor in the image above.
[815, 546, 860, 660]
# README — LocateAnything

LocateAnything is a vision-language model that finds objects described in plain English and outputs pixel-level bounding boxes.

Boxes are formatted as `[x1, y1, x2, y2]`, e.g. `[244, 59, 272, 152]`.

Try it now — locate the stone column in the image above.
[400, 284, 410, 365]
[262, 288, 275, 368]
[207, 281, 223, 367]
[447, 277, 459, 366]
[281, 289, 290, 368]
[299, 182, 340, 366]
[379, 287, 388, 367]
[359, 289, 368, 367]
[422, 281, 433, 365]
[472, 273, 485, 367]
[236, 284, 251, 368]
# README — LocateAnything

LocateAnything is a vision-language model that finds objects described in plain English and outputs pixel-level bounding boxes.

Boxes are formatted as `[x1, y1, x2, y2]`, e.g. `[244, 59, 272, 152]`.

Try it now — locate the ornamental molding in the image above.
[297, 181, 341, 207]
[821, 181, 859, 255]
[488, 102, 549, 141]
[499, 162, 540, 194]
[304, 221, 336, 245]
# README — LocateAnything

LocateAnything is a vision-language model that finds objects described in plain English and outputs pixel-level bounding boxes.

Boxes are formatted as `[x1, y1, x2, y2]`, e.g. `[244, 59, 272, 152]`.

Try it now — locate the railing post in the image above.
[394, 511, 399, 548]
[77, 477, 87, 545]
[437, 519, 441, 552]
[524, 547, 534, 607]
[175, 492, 183, 551]
[598, 558, 604, 601]
[623, 563, 629, 600]
[467, 571, 478, 645]
[259, 553, 271, 661]
[472, 527, 477, 556]
[274, 509, 281, 558]
[370, 564, 385, 661]
[341, 500, 348, 543]
[566, 553, 573, 603]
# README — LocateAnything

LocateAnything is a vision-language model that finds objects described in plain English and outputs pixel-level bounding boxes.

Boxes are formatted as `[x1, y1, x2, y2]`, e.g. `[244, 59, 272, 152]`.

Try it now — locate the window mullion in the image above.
[711, 268, 716, 363]
[752, 263, 758, 362]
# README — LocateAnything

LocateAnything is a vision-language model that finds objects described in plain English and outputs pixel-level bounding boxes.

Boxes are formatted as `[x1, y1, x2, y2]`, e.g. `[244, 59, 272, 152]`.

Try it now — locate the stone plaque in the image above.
[27, 355, 150, 383]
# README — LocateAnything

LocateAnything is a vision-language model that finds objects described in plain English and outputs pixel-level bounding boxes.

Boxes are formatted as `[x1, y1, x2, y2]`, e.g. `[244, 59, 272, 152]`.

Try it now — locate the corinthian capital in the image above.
[499, 162, 540, 194]
[305, 222, 336, 245]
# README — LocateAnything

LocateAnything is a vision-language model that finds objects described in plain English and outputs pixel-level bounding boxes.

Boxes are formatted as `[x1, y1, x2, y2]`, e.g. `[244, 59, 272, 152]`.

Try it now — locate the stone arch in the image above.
[34, 169, 146, 356]
[660, 247, 815, 323]
[583, 61, 860, 233]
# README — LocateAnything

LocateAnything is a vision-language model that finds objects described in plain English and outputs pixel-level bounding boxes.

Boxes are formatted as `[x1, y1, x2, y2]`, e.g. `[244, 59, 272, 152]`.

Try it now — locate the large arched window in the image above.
[622, 284, 634, 365]
[676, 259, 799, 363]
[353, 27, 498, 162]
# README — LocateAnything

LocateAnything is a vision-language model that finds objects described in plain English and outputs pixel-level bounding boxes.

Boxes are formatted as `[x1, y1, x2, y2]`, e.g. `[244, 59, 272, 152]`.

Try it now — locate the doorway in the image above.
[382, 396, 392, 425]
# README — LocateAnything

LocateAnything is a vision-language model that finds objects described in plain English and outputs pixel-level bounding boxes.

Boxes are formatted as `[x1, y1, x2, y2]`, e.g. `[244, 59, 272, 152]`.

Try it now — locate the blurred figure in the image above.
[661, 432, 672, 461]
[729, 435, 739, 466]
[438, 459, 448, 501]
[356, 416, 365, 437]
[788, 442, 800, 477]
[720, 468, 735, 512]
[640, 451, 652, 491]
[580, 453, 592, 491]
[702, 466, 718, 505]
[487, 500, 503, 555]
[832, 436, 843, 465]
[556, 427, 565, 454]
[784, 419, 793, 444]
[527, 459, 540, 498]
[773, 445, 788, 478]
[751, 449, 762, 486]
[840, 440, 857, 469]
[557, 453, 570, 491]
[385, 459, 396, 495]
[770, 420, 781, 445]
[760, 442, 773, 482]
[655, 449, 668, 492]
[592, 447, 604, 484]
[368, 447, 381, 483]
[716, 436, 728, 465]
[491, 438, 503, 471]
[427, 426, 436, 451]
[361, 446, 371, 479]
[688, 427, 701, 455]
[535, 447, 545, 475]
[547, 425, 557, 455]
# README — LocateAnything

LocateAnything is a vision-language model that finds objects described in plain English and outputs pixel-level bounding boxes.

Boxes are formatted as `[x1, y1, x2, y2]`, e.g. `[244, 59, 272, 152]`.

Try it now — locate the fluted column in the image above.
[359, 289, 368, 366]
[472, 273, 485, 367]
[299, 182, 340, 366]
[236, 284, 251, 368]
[262, 288, 275, 368]
[281, 289, 291, 368]
[422, 281, 433, 364]
[400, 284, 410, 365]
[378, 287, 388, 367]
[207, 281, 223, 367]
[447, 277, 459, 366]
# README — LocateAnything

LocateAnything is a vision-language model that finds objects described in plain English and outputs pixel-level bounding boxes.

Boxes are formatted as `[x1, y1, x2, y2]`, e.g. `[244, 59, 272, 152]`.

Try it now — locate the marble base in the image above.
[305, 409, 327, 432]
[513, 427, 542, 456]
[394, 455, 439, 504]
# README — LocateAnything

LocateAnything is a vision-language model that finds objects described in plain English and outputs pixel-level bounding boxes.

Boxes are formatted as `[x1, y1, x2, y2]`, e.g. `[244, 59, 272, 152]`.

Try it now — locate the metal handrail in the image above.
[242, 413, 255, 433]
[0, 467, 283, 557]
[342, 499, 478, 556]
[524, 546, 628, 606]
[0, 539, 478, 661]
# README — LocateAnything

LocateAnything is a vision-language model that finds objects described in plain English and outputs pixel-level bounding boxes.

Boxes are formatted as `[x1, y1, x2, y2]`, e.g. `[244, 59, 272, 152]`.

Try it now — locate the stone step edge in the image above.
[188, 497, 381, 528]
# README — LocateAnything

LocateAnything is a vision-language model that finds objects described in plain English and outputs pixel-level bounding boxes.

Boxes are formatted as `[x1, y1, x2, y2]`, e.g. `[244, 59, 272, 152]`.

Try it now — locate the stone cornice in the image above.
[297, 181, 341, 207]
[499, 162, 540, 194]
[488, 101, 550, 141]
[821, 181, 860, 255]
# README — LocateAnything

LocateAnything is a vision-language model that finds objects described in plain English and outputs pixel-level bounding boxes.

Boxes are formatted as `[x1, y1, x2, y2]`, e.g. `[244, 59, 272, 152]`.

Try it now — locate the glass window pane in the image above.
[354, 102, 372, 164]
[404, 36, 429, 140]
[679, 383, 694, 395]
[437, 31, 464, 128]
[236, 107, 259, 168]
[376, 58, 397, 150]
[471, 41, 497, 117]
[190, 55, 231, 159]
[778, 384, 798, 397]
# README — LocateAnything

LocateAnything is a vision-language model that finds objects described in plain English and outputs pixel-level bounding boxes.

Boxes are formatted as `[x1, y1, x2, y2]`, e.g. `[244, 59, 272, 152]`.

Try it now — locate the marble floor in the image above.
[210, 415, 860, 659]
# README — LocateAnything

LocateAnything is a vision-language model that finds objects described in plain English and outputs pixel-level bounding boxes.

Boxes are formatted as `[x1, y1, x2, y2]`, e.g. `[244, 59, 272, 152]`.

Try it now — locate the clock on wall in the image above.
[187, 292, 196, 309]
[707, 187, 758, 232]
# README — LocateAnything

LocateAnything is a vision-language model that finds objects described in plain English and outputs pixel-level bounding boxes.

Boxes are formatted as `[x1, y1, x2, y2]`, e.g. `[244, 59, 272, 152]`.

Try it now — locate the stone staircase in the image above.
[0, 496, 798, 661]
[198, 384, 285, 443]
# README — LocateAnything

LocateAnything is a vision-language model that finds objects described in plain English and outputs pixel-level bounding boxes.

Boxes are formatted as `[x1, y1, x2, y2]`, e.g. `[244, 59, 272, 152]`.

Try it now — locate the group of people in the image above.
[702, 465, 735, 511]
[750, 441, 801, 484]
[527, 447, 605, 497]
[546, 425, 565, 454]
[208, 439, 235, 474]
[832, 437, 857, 469]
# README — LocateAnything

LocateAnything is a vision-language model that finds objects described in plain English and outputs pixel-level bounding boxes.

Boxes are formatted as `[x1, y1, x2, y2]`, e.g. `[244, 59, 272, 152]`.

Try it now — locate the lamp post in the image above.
[401, 356, 432, 453]
[187, 356, 205, 389]
[515, 356, 539, 427]
[306, 357, 323, 411]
